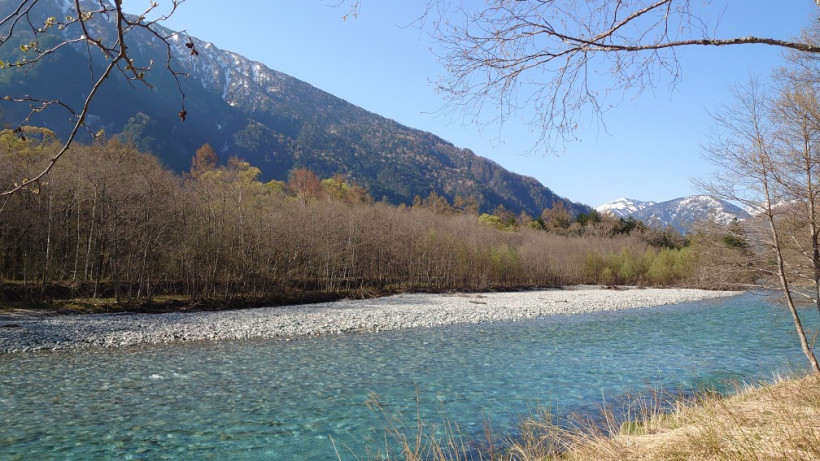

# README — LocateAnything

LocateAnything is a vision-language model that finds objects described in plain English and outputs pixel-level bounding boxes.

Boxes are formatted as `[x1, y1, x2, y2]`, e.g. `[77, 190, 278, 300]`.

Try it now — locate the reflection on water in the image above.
[0, 292, 815, 459]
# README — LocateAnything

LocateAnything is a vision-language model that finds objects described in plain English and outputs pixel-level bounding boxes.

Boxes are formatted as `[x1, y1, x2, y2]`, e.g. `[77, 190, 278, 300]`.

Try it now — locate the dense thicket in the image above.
[0, 131, 731, 305]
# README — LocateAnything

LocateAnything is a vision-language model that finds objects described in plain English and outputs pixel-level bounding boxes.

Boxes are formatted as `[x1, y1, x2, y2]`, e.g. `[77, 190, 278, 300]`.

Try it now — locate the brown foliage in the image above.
[542, 202, 572, 231]
[0, 137, 701, 304]
[288, 167, 323, 202]
[190, 143, 218, 179]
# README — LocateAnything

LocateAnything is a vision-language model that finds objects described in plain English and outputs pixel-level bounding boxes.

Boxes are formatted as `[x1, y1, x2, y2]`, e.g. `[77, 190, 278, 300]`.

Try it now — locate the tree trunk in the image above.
[84, 189, 97, 281]
[767, 204, 820, 374]
[801, 137, 820, 319]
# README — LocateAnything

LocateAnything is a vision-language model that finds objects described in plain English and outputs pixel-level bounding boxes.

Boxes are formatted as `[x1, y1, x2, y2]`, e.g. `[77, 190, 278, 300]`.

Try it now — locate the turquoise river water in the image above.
[0, 292, 817, 459]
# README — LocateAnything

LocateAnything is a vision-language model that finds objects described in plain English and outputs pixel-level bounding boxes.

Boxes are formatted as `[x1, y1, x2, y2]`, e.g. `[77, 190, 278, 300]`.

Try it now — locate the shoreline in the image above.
[0, 286, 740, 353]
[561, 373, 820, 460]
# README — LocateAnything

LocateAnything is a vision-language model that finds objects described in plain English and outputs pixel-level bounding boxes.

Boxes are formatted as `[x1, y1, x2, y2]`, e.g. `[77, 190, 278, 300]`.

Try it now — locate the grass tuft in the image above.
[563, 374, 820, 460]
[363, 374, 820, 460]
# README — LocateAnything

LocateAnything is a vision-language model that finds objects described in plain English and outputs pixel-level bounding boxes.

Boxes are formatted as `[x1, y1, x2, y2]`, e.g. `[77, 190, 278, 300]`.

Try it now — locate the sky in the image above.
[147, 1, 819, 208]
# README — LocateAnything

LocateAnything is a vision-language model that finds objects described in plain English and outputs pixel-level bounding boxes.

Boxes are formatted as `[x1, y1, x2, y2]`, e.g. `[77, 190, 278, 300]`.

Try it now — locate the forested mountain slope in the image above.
[0, 0, 588, 216]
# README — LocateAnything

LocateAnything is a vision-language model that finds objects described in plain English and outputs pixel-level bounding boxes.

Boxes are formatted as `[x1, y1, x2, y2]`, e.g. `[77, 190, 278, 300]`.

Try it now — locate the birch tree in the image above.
[701, 77, 820, 373]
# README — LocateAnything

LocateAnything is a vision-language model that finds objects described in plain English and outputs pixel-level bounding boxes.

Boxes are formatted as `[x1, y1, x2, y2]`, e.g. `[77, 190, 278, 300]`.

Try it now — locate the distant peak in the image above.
[597, 194, 750, 233]
[595, 198, 654, 217]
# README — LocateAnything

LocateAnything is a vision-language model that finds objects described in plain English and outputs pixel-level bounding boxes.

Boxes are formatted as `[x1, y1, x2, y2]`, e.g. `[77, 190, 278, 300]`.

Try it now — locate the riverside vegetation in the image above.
[367, 374, 820, 460]
[0, 128, 750, 312]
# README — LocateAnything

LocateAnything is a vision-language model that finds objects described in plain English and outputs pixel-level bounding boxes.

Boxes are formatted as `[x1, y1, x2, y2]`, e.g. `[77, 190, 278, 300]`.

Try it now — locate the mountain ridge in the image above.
[596, 195, 751, 233]
[595, 198, 656, 218]
[0, 0, 589, 216]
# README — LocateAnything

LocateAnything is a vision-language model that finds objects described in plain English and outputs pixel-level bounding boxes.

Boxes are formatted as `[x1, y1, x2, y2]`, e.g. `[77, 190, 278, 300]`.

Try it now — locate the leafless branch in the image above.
[431, 0, 820, 151]
[0, 0, 190, 197]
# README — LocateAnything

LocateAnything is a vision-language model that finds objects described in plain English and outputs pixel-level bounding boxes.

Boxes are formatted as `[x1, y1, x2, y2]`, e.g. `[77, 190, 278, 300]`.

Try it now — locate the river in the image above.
[0, 292, 815, 459]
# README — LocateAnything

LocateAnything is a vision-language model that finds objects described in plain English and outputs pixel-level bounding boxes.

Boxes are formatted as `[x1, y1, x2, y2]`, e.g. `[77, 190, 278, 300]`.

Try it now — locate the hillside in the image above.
[0, 0, 587, 216]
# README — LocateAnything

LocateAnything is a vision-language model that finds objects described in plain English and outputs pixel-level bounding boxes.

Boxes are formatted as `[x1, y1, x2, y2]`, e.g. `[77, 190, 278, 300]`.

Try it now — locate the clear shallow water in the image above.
[0, 292, 817, 460]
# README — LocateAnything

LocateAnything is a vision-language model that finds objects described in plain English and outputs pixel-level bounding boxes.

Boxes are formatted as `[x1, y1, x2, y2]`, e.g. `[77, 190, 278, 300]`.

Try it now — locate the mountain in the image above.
[595, 198, 656, 218]
[597, 195, 751, 234]
[0, 0, 588, 216]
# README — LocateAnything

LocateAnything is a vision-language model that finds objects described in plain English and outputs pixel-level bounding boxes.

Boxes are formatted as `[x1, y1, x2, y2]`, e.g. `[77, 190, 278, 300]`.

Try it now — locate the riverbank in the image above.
[389, 372, 820, 460]
[556, 373, 820, 460]
[0, 286, 739, 353]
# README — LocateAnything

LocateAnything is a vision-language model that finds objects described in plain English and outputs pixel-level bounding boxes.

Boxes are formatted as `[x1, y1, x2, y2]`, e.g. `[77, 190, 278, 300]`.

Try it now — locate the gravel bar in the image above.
[0, 287, 740, 353]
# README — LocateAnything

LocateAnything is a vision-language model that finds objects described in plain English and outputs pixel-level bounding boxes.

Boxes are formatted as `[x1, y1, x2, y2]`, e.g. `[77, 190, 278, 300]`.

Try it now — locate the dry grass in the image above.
[558, 374, 820, 461]
[359, 392, 495, 461]
[361, 374, 820, 460]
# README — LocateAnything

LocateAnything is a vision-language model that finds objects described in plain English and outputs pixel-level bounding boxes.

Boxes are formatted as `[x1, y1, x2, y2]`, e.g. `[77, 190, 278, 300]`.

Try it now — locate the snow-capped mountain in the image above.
[597, 195, 750, 234]
[596, 198, 656, 218]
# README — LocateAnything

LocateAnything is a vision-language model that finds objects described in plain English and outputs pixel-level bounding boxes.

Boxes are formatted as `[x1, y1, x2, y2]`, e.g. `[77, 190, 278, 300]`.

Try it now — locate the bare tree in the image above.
[429, 1, 820, 149]
[770, 82, 820, 316]
[0, 0, 193, 197]
[701, 77, 820, 373]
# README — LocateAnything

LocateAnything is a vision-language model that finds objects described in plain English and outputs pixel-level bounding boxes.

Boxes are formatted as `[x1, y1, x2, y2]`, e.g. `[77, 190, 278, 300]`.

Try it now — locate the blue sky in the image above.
[153, 1, 817, 207]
